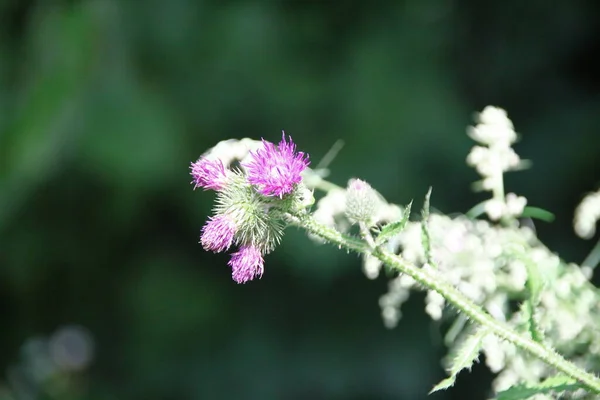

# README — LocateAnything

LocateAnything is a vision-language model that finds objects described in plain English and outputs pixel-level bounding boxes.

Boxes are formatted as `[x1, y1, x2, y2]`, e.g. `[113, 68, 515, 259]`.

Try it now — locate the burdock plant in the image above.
[190, 110, 600, 399]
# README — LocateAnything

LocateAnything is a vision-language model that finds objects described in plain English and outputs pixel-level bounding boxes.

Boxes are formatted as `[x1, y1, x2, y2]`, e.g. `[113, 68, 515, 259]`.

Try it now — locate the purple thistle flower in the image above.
[244, 132, 310, 198]
[200, 215, 237, 252]
[228, 245, 265, 284]
[190, 157, 229, 191]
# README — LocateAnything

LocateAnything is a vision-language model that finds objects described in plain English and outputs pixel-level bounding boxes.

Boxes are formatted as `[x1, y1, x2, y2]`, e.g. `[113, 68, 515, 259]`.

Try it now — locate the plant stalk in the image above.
[292, 212, 600, 394]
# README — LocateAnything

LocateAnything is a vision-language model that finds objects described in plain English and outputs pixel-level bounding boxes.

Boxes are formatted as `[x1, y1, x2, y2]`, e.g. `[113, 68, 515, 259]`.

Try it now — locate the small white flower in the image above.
[505, 193, 527, 217]
[425, 290, 445, 320]
[483, 194, 526, 221]
[479, 106, 512, 126]
[468, 106, 517, 146]
[362, 255, 382, 280]
[481, 176, 498, 191]
[466, 145, 489, 167]
[574, 189, 600, 239]
[505, 260, 527, 291]
[482, 334, 506, 373]
[484, 199, 505, 221]
[470, 146, 520, 177]
[381, 306, 400, 329]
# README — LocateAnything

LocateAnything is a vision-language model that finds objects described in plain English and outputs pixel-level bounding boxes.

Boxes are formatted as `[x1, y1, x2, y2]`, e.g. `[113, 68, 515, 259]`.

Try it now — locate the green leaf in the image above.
[375, 200, 412, 246]
[520, 206, 555, 222]
[520, 253, 546, 343]
[430, 376, 457, 393]
[422, 187, 432, 220]
[430, 327, 488, 394]
[519, 250, 543, 304]
[496, 375, 581, 400]
[421, 187, 433, 265]
[518, 301, 545, 344]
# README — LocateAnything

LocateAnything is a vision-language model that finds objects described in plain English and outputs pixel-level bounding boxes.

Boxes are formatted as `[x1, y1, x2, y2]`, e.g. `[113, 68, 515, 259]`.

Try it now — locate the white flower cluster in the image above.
[379, 213, 600, 392]
[484, 193, 528, 222]
[574, 189, 600, 239]
[379, 214, 531, 328]
[380, 106, 600, 394]
[466, 106, 527, 221]
[484, 263, 598, 394]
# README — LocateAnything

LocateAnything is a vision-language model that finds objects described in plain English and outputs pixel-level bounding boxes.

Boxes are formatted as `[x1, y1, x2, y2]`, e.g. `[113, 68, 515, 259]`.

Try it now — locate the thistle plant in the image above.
[190, 110, 600, 399]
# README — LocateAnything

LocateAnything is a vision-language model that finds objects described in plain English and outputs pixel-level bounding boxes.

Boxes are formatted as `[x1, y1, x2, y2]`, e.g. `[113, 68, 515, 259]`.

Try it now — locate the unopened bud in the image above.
[345, 178, 378, 225]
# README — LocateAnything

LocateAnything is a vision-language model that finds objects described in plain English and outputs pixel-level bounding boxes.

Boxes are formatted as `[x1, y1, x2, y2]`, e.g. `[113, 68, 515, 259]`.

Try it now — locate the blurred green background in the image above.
[1, 1, 599, 399]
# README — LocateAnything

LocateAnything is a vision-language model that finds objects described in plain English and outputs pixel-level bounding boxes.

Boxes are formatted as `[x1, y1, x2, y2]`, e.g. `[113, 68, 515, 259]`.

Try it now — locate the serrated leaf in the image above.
[421, 187, 433, 265]
[422, 187, 432, 220]
[520, 254, 546, 343]
[375, 200, 412, 246]
[517, 301, 544, 344]
[524, 258, 543, 305]
[430, 376, 457, 393]
[496, 375, 581, 400]
[430, 327, 488, 394]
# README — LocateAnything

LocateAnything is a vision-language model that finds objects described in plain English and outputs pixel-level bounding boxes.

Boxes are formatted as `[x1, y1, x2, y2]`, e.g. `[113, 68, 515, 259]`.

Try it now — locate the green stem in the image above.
[292, 212, 600, 394]
[582, 237, 600, 269]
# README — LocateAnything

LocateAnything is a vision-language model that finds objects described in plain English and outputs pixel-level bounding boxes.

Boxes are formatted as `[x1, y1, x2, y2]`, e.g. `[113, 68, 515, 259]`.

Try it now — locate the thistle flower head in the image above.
[190, 157, 230, 191]
[192, 133, 311, 284]
[213, 180, 285, 254]
[200, 214, 237, 252]
[228, 244, 265, 284]
[244, 132, 310, 198]
[345, 178, 378, 225]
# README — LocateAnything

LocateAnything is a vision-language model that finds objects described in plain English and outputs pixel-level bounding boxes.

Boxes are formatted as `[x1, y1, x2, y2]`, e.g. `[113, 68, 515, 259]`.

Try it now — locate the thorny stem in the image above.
[290, 211, 600, 394]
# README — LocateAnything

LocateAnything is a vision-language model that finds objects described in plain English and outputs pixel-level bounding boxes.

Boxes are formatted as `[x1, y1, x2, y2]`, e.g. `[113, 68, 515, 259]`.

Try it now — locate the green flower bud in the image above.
[345, 178, 378, 226]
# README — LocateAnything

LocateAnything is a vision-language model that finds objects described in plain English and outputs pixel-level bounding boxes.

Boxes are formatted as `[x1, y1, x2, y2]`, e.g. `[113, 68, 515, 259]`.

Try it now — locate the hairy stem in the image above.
[292, 212, 600, 394]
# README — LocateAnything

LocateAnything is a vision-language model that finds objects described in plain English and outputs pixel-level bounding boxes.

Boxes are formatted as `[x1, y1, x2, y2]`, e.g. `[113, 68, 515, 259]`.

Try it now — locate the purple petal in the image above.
[200, 215, 237, 252]
[243, 132, 310, 198]
[190, 158, 229, 191]
[228, 245, 264, 284]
